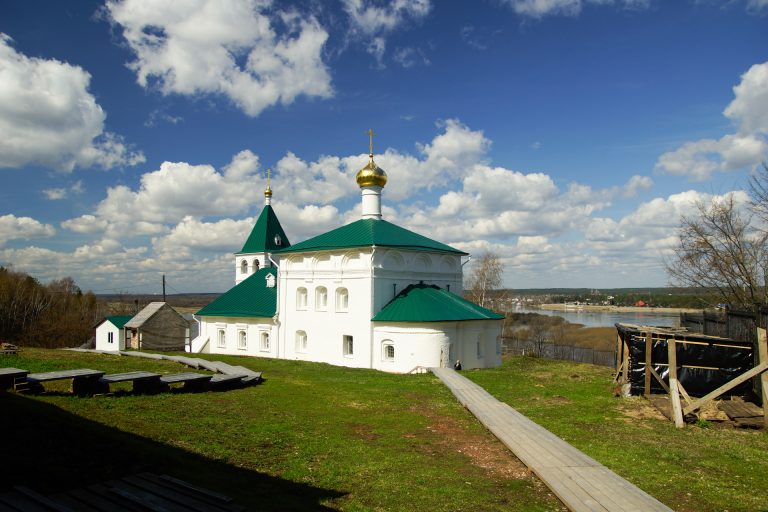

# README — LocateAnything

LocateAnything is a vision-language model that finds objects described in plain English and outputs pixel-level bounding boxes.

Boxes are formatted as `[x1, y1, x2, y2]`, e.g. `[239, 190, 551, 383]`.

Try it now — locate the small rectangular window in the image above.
[107, 332, 113, 343]
[343, 335, 354, 357]
[295, 330, 307, 353]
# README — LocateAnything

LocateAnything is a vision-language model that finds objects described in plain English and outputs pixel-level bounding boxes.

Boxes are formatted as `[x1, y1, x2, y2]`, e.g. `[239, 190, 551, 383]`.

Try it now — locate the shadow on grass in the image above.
[0, 393, 344, 511]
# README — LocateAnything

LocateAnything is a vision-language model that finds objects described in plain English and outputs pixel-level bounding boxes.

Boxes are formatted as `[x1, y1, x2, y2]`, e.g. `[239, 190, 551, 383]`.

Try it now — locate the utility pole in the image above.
[162, 274, 166, 302]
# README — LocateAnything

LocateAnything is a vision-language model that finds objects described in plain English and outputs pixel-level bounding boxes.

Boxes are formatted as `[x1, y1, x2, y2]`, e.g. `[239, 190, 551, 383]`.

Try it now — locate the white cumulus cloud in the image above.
[0, 214, 55, 246]
[0, 34, 144, 172]
[105, 0, 333, 117]
[656, 61, 768, 181]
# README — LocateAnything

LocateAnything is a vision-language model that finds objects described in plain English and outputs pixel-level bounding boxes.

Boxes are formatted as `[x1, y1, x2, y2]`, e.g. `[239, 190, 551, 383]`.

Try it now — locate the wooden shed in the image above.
[124, 302, 188, 351]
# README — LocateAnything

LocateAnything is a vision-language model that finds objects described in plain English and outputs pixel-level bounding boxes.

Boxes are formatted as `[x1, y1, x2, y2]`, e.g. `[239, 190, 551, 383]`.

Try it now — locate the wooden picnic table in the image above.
[0, 368, 28, 391]
[25, 369, 104, 395]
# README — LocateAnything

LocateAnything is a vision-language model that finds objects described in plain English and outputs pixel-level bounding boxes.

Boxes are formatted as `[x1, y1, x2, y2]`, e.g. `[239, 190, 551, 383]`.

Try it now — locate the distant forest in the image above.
[0, 267, 104, 348]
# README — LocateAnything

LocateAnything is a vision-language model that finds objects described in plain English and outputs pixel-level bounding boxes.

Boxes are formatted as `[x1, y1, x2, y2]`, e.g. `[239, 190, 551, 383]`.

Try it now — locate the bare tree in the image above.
[666, 190, 768, 307]
[466, 252, 504, 310]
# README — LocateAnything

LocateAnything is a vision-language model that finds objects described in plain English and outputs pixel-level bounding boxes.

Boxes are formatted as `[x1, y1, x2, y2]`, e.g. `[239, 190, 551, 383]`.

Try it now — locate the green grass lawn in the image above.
[2, 350, 766, 511]
[465, 357, 768, 512]
[0, 349, 562, 511]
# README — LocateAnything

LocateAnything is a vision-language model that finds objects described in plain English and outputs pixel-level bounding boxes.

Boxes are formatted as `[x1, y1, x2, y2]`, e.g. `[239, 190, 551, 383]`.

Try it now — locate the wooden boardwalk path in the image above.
[431, 367, 673, 512]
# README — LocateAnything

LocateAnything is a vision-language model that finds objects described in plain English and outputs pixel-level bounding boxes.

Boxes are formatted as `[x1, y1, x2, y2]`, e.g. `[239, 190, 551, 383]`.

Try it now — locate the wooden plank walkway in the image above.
[431, 367, 673, 512]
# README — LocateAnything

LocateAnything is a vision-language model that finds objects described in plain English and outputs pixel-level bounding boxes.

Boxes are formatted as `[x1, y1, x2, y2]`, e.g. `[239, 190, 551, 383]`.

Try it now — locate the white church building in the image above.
[190, 145, 503, 373]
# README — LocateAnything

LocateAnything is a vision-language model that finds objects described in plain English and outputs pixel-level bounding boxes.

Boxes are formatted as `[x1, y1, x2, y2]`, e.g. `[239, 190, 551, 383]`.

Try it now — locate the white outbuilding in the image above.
[192, 140, 504, 372]
[94, 315, 132, 351]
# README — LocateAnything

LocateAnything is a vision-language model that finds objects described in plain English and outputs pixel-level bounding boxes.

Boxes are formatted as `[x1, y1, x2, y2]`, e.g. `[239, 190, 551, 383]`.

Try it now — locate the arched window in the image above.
[295, 330, 307, 352]
[238, 329, 247, 350]
[217, 329, 226, 348]
[335, 287, 349, 312]
[260, 332, 270, 351]
[296, 287, 308, 310]
[253, 259, 260, 272]
[240, 260, 248, 275]
[382, 340, 395, 361]
[315, 286, 328, 311]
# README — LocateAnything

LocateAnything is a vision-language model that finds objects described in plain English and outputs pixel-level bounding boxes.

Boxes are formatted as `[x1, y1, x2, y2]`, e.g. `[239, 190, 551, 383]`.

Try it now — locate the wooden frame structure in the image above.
[615, 324, 767, 428]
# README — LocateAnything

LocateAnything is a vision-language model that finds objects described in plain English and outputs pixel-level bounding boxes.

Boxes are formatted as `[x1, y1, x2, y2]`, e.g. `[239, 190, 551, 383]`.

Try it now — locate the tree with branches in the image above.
[465, 251, 505, 310]
[666, 165, 768, 307]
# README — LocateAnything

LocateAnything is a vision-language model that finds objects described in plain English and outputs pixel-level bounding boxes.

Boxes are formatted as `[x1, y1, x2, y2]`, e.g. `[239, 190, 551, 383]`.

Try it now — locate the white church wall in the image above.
[372, 249, 463, 313]
[278, 250, 375, 368]
[95, 321, 125, 351]
[198, 316, 276, 357]
[372, 320, 502, 372]
[235, 254, 281, 285]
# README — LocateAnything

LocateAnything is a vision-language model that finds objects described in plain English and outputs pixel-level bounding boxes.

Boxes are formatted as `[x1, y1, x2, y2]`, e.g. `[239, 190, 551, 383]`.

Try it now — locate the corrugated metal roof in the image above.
[372, 283, 504, 322]
[124, 302, 167, 328]
[237, 205, 291, 254]
[106, 315, 133, 329]
[277, 218, 466, 255]
[196, 268, 277, 318]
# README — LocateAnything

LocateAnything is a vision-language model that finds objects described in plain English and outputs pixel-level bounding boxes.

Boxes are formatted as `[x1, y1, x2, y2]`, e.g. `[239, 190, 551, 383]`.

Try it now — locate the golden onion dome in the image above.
[264, 185, 273, 198]
[355, 154, 388, 188]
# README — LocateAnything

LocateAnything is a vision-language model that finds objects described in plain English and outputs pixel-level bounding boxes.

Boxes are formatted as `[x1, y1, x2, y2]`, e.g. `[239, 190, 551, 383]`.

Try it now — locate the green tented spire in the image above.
[237, 205, 291, 254]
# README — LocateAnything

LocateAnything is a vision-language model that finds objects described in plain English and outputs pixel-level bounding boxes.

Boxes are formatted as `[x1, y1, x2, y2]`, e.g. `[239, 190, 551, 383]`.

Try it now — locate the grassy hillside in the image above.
[2, 350, 766, 511]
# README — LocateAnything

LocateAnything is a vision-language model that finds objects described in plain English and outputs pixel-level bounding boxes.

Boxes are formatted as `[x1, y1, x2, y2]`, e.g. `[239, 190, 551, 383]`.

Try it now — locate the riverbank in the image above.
[537, 304, 702, 314]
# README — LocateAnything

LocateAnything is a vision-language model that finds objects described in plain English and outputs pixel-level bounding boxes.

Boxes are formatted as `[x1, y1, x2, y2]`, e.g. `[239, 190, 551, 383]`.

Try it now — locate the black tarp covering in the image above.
[617, 324, 754, 397]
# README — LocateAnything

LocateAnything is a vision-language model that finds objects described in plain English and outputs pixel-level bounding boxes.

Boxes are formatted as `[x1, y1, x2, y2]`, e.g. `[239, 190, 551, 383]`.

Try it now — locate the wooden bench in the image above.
[97, 371, 162, 394]
[159, 372, 212, 392]
[25, 369, 104, 395]
[0, 368, 28, 391]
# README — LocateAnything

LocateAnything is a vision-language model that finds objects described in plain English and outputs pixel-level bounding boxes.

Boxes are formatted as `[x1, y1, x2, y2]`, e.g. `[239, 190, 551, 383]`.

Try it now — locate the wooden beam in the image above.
[758, 327, 768, 429]
[644, 332, 652, 397]
[614, 333, 623, 382]
[683, 362, 768, 415]
[667, 339, 685, 428]
[622, 338, 630, 384]
[676, 381, 693, 406]
[649, 366, 670, 394]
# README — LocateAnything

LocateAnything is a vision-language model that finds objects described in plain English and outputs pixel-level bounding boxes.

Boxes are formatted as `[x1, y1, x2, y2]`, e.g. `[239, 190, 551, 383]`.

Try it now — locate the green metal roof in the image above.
[196, 268, 277, 318]
[372, 283, 504, 322]
[237, 205, 291, 254]
[277, 218, 466, 255]
[106, 315, 133, 329]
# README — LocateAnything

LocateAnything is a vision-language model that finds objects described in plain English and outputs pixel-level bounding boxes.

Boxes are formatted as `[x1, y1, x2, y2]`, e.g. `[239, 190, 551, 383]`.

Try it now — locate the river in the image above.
[514, 306, 681, 328]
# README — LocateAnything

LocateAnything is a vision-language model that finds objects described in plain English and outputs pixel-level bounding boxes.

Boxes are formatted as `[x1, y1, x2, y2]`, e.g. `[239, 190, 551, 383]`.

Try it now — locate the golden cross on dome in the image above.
[266, 168, 271, 187]
[366, 128, 375, 155]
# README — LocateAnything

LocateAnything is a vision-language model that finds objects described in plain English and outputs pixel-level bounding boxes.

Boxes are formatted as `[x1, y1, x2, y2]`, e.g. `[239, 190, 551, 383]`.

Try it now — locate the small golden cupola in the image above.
[356, 129, 387, 189]
[264, 168, 273, 205]
[357, 129, 387, 220]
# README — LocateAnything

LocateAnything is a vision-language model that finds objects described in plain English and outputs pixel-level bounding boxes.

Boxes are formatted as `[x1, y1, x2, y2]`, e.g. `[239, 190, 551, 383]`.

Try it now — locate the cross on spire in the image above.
[366, 128, 375, 156]
[266, 168, 271, 188]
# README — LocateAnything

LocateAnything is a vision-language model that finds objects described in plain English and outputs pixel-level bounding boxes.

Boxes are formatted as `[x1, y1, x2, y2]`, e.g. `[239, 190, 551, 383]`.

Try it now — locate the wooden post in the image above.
[758, 327, 768, 429]
[644, 332, 652, 397]
[667, 338, 685, 428]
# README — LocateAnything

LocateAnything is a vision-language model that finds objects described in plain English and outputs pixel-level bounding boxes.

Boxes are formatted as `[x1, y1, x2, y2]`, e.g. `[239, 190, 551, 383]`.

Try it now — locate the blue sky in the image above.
[0, 0, 766, 294]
